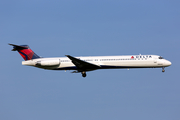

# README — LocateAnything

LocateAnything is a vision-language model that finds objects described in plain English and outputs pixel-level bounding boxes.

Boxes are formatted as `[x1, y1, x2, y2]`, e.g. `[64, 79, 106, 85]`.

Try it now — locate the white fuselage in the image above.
[22, 55, 171, 71]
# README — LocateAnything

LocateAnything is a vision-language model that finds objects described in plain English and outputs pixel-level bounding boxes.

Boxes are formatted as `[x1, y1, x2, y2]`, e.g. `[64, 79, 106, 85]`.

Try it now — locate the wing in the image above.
[65, 55, 101, 71]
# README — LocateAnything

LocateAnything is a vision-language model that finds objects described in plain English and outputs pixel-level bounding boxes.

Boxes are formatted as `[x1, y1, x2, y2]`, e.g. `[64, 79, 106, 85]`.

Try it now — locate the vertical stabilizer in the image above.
[9, 44, 40, 60]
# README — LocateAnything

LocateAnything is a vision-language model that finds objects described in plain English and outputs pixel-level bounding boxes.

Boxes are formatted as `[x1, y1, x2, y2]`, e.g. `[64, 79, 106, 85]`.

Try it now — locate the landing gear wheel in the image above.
[82, 73, 86, 77]
[162, 67, 165, 72]
[81, 71, 87, 77]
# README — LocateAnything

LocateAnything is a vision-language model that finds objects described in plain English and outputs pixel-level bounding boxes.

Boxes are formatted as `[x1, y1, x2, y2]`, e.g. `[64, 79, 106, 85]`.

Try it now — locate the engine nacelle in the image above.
[36, 59, 60, 67]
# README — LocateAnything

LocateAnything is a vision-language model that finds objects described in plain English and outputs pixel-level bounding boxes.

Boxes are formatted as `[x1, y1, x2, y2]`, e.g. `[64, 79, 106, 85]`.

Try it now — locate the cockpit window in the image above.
[159, 56, 164, 59]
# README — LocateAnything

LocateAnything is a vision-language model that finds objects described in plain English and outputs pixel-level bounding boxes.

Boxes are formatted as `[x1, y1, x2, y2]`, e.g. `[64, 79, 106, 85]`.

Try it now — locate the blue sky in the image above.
[1, 0, 180, 120]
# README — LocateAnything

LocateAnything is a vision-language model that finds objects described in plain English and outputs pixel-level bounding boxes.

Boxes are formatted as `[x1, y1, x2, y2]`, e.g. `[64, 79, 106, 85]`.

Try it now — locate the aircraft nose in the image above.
[165, 60, 172, 66]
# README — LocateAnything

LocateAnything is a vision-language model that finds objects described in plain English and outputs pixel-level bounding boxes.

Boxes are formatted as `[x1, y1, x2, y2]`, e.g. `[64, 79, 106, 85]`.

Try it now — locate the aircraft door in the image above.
[154, 59, 157, 63]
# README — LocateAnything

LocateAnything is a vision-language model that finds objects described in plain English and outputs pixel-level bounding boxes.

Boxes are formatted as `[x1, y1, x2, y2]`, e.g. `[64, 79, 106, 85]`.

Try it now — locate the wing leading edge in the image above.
[65, 55, 101, 72]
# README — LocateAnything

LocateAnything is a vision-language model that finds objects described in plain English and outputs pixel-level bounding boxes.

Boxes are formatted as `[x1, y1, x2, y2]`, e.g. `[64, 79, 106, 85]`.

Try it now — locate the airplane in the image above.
[9, 44, 172, 77]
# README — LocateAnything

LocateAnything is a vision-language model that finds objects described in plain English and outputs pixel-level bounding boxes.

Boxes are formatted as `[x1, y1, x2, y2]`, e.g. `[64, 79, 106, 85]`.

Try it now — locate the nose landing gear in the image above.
[162, 67, 165, 72]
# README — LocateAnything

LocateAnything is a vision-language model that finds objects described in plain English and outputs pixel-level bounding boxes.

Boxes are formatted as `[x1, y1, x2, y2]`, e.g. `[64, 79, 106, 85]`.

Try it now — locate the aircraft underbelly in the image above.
[101, 60, 157, 68]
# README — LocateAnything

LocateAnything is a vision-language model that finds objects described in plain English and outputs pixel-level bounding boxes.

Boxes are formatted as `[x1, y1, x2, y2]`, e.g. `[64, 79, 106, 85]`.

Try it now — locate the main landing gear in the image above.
[81, 71, 87, 77]
[162, 67, 165, 72]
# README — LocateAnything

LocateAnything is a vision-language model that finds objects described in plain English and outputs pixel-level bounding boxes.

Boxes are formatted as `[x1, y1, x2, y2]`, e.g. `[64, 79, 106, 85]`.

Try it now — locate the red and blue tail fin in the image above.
[9, 44, 40, 61]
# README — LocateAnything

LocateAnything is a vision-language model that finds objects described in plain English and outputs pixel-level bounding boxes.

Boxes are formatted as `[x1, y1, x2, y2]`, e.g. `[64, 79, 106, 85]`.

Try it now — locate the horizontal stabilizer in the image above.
[9, 43, 40, 60]
[9, 43, 29, 51]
